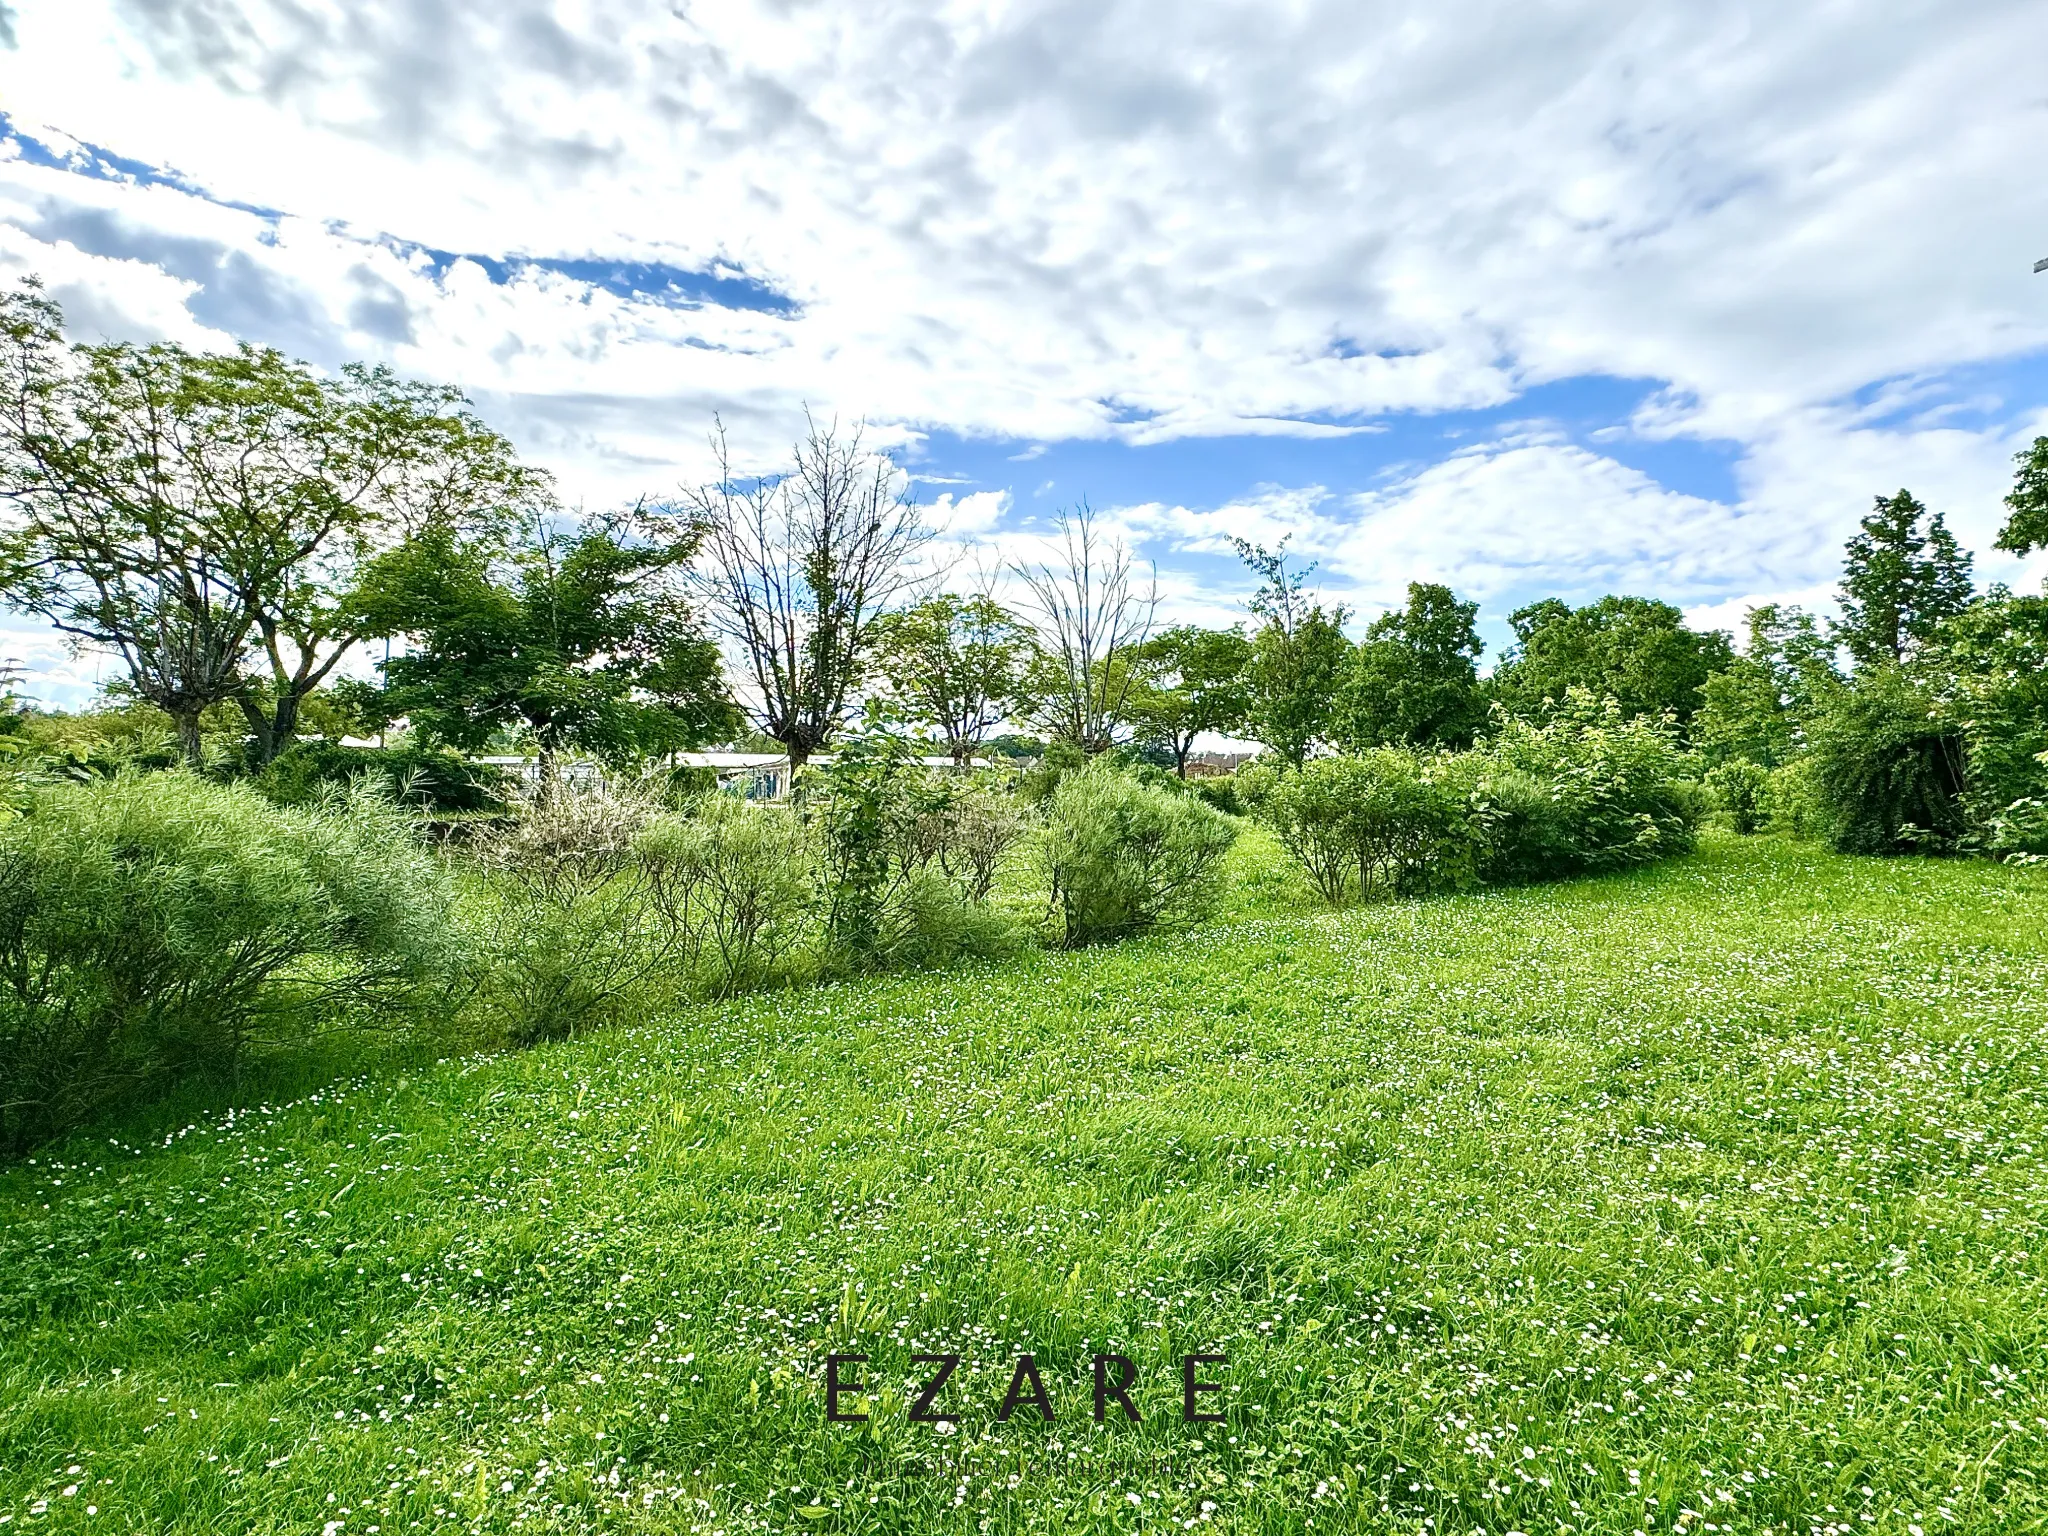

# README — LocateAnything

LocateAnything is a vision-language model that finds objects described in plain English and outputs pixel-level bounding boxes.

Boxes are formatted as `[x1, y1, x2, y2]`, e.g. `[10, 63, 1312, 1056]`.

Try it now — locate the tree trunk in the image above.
[1174, 737, 1191, 778]
[172, 709, 204, 769]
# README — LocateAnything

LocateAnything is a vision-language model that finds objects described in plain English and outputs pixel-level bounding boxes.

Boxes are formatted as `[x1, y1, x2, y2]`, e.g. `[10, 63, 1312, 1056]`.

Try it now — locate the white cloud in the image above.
[1, 0, 2046, 698]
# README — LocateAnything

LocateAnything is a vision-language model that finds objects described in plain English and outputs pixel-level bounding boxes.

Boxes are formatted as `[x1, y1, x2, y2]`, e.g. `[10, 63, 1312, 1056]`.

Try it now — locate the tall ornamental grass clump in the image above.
[638, 794, 817, 996]
[1038, 759, 1237, 946]
[0, 773, 458, 1150]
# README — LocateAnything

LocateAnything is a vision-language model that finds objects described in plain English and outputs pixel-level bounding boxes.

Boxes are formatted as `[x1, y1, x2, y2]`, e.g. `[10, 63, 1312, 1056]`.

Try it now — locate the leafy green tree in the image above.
[869, 592, 1035, 765]
[1337, 581, 1486, 750]
[1124, 624, 1252, 776]
[1835, 489, 1974, 669]
[1234, 539, 1351, 766]
[1694, 603, 1840, 767]
[0, 278, 540, 766]
[1490, 594, 1733, 733]
[1995, 436, 2048, 558]
[352, 510, 738, 786]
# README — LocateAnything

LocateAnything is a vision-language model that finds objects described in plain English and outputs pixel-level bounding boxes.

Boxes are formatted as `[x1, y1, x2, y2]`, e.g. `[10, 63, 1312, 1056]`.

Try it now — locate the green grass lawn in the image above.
[4, 833, 2047, 1535]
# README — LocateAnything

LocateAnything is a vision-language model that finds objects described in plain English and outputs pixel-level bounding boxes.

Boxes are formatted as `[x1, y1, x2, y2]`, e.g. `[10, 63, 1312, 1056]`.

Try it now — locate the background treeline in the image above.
[0, 275, 2044, 1150]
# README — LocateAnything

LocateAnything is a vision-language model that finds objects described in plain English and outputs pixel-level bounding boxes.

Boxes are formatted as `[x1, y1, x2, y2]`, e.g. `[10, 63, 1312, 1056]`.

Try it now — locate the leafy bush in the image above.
[1454, 693, 1699, 883]
[256, 740, 509, 812]
[1938, 594, 2048, 859]
[1805, 669, 1967, 855]
[0, 773, 457, 1150]
[1704, 759, 1771, 834]
[810, 737, 1025, 970]
[1037, 760, 1237, 946]
[465, 777, 682, 1043]
[1255, 750, 1469, 906]
[1191, 774, 1245, 816]
[639, 796, 817, 996]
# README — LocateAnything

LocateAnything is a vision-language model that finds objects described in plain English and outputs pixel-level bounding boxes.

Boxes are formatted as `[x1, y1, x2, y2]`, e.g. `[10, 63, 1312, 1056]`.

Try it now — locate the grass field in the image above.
[3, 832, 2046, 1535]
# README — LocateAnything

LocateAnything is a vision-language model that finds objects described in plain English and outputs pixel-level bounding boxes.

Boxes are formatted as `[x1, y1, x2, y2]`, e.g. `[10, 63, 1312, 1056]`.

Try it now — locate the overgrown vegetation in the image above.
[3, 835, 2044, 1534]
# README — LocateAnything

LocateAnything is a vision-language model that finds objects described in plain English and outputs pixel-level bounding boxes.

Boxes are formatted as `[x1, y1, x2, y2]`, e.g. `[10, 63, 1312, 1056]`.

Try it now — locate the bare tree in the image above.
[1012, 500, 1157, 753]
[680, 413, 930, 768]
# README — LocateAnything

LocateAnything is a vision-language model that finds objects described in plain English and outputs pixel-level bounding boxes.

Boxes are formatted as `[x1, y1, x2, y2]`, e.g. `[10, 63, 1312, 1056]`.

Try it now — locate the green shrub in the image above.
[809, 737, 1027, 971]
[0, 773, 457, 1150]
[1449, 693, 1698, 883]
[1761, 757, 1825, 840]
[466, 777, 681, 1044]
[1805, 669, 1967, 855]
[1938, 594, 2048, 859]
[1704, 759, 1771, 834]
[1192, 775, 1245, 816]
[639, 796, 816, 996]
[1037, 760, 1238, 946]
[255, 740, 509, 812]
[1255, 750, 1470, 906]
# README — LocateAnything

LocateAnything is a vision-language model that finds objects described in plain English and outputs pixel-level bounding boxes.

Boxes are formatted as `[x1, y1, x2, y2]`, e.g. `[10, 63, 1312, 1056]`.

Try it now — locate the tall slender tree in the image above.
[1234, 539, 1351, 766]
[1012, 501, 1156, 753]
[1836, 489, 1974, 669]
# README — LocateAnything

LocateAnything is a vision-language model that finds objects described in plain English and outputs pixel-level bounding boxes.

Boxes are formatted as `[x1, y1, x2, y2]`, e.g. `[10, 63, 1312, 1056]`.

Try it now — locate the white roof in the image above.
[674, 752, 791, 769]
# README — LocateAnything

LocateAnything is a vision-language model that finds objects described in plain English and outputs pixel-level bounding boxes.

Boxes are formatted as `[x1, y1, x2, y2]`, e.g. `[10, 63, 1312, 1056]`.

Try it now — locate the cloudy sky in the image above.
[2, 0, 2046, 703]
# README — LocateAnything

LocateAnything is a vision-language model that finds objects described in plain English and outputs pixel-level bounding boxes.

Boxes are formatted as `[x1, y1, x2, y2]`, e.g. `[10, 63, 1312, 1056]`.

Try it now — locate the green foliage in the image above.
[1452, 692, 1700, 883]
[1337, 581, 1487, 750]
[637, 796, 816, 996]
[1016, 737, 1088, 806]
[1929, 592, 2048, 859]
[1995, 434, 2048, 557]
[354, 510, 739, 774]
[1491, 595, 1734, 732]
[1693, 603, 1840, 768]
[1835, 489, 1974, 669]
[465, 778, 687, 1043]
[253, 740, 509, 812]
[1037, 759, 1237, 945]
[1704, 758, 1771, 834]
[869, 593, 1035, 765]
[1191, 773, 1246, 816]
[0, 279, 547, 766]
[0, 772, 455, 1149]
[1805, 668, 1967, 855]
[811, 734, 1025, 970]
[1254, 749, 1469, 905]
[1234, 540, 1352, 766]
[1124, 624, 1252, 775]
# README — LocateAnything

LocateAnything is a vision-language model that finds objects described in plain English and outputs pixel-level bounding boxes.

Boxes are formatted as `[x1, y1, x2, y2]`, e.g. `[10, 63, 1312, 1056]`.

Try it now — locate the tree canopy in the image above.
[1490, 594, 1733, 732]
[1124, 624, 1252, 776]
[1337, 581, 1486, 751]
[350, 509, 737, 781]
[0, 278, 545, 765]
[1836, 489, 1974, 669]
[869, 592, 1036, 764]
[1233, 540, 1351, 767]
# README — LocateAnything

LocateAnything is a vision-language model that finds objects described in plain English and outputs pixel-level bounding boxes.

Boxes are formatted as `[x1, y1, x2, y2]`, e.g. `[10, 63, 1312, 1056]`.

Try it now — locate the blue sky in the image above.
[1, 1, 2046, 703]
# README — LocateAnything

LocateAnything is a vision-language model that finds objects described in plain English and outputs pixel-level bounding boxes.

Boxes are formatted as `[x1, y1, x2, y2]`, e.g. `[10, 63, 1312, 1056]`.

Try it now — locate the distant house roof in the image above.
[673, 752, 792, 769]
